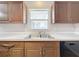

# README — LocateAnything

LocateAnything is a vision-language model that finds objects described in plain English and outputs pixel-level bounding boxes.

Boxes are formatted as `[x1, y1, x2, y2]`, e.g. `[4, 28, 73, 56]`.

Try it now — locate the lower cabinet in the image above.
[25, 41, 60, 57]
[0, 41, 60, 57]
[0, 41, 24, 57]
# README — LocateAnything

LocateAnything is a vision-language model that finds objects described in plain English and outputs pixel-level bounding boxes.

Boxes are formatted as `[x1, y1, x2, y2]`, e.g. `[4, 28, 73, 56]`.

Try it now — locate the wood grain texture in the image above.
[0, 1, 23, 23]
[8, 1, 23, 23]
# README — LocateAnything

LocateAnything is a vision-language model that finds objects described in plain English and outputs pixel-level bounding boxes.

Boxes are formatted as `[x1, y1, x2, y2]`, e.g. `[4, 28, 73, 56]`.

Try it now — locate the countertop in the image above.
[0, 32, 79, 41]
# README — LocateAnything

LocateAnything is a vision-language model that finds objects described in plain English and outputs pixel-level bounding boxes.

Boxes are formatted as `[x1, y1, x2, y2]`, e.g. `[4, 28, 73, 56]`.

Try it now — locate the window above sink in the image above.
[29, 9, 49, 30]
[30, 9, 48, 20]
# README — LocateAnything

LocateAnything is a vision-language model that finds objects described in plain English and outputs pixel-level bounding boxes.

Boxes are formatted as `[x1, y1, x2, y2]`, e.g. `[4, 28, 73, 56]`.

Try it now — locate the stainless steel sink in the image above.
[25, 34, 54, 39]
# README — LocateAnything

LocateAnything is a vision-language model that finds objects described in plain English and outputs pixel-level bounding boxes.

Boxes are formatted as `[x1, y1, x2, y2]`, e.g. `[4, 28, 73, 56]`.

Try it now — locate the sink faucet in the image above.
[38, 31, 46, 38]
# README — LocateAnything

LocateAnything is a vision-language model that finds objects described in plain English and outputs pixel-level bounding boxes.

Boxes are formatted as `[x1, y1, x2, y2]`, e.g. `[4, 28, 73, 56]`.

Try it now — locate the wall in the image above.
[0, 24, 25, 33]
[0, 23, 78, 34]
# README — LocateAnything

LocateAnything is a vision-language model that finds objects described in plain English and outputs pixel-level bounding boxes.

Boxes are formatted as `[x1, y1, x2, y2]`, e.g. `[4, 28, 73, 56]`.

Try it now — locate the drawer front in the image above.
[25, 41, 60, 49]
[44, 41, 60, 48]
[25, 42, 44, 49]
[0, 41, 24, 48]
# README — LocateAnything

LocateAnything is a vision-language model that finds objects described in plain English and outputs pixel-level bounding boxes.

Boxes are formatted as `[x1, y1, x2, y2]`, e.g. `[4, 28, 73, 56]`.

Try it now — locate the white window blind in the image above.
[31, 21, 48, 29]
[30, 9, 49, 29]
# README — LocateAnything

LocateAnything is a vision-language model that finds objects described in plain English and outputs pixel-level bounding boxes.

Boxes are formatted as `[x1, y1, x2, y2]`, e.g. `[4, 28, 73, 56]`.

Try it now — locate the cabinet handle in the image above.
[43, 49, 45, 57]
[40, 50, 42, 56]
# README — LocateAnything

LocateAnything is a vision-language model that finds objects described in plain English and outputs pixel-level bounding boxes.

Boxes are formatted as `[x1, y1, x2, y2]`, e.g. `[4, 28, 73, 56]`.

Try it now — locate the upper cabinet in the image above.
[0, 1, 23, 23]
[70, 2, 79, 23]
[8, 1, 23, 23]
[55, 1, 79, 23]
[1, 1, 79, 24]
[55, 2, 69, 23]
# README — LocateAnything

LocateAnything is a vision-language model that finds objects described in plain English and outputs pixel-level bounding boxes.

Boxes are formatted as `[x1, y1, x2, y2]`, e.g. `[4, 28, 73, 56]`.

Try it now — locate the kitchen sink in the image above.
[25, 34, 54, 39]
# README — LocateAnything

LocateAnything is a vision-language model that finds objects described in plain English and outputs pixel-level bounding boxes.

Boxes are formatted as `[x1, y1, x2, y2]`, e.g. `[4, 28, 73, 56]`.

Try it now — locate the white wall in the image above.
[0, 23, 78, 34]
[0, 24, 25, 32]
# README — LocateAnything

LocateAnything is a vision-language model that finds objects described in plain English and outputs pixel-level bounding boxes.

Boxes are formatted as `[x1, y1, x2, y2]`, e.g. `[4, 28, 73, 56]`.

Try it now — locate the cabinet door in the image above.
[55, 2, 70, 23]
[70, 2, 79, 23]
[9, 1, 23, 23]
[43, 48, 60, 57]
[25, 48, 42, 57]
[25, 42, 43, 57]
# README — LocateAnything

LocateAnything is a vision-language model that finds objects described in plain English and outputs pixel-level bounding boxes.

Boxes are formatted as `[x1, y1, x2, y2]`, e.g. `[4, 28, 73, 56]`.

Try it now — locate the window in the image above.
[30, 9, 49, 29]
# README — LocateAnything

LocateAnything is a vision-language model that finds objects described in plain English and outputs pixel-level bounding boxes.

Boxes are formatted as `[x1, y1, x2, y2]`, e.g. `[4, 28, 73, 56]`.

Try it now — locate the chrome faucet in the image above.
[38, 31, 46, 38]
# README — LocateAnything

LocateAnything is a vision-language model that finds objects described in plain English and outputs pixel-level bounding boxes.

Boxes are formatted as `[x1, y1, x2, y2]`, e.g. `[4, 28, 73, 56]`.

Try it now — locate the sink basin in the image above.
[26, 34, 54, 39]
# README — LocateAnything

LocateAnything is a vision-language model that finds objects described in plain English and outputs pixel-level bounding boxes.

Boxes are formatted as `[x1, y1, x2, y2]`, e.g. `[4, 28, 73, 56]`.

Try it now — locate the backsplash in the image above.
[0, 24, 25, 32]
[50, 24, 75, 33]
[0, 23, 79, 34]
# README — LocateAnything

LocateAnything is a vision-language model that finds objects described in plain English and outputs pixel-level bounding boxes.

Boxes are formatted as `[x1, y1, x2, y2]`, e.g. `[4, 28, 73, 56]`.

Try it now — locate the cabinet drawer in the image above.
[44, 41, 60, 48]
[25, 41, 60, 49]
[0, 41, 24, 48]
[25, 42, 44, 49]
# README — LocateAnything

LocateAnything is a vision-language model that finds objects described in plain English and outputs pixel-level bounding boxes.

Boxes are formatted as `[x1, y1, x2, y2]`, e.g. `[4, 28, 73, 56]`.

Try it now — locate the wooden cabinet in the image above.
[42, 42, 60, 57]
[0, 1, 23, 23]
[0, 41, 24, 57]
[25, 41, 60, 57]
[8, 1, 23, 23]
[55, 1, 79, 23]
[25, 42, 43, 57]
[70, 2, 79, 23]
[0, 41, 60, 57]
[55, 2, 70, 23]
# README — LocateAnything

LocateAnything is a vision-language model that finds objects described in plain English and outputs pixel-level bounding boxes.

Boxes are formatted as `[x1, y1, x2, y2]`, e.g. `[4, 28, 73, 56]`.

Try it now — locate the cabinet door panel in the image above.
[55, 2, 69, 23]
[9, 2, 23, 23]
[70, 2, 79, 23]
